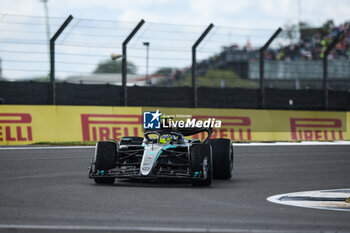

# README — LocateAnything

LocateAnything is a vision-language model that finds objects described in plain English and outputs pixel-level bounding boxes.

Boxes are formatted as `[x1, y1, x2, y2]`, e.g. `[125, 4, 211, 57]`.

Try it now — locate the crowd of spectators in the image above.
[264, 21, 350, 61]
[162, 21, 350, 85]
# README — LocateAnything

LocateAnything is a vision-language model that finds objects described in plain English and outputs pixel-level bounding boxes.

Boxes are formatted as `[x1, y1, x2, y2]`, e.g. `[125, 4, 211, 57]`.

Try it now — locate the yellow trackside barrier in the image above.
[0, 105, 348, 145]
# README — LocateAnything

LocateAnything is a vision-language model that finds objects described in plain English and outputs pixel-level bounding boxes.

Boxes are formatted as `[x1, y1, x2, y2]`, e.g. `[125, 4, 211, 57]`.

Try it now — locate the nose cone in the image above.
[140, 145, 162, 176]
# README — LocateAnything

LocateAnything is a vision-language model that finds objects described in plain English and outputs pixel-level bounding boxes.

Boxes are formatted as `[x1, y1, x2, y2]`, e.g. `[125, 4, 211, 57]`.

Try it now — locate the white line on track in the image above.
[0, 224, 327, 233]
[267, 188, 350, 212]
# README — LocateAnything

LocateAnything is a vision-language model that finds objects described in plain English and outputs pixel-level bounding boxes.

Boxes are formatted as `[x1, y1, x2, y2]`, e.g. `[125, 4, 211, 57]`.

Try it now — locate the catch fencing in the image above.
[0, 14, 349, 110]
[1, 81, 349, 110]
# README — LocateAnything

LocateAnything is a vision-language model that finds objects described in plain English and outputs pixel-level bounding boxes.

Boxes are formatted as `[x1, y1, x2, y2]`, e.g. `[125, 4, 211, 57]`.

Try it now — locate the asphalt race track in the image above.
[0, 144, 349, 233]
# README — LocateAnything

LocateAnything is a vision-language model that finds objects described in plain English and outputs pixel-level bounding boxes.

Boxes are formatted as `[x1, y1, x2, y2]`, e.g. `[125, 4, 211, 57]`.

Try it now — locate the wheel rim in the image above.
[203, 157, 208, 179]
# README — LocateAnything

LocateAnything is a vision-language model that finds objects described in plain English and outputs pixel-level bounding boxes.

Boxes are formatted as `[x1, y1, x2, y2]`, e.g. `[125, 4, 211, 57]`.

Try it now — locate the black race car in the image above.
[89, 127, 233, 186]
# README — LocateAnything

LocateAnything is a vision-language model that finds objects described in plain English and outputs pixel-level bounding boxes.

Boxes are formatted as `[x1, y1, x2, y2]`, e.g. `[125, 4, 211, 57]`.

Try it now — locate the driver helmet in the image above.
[159, 134, 172, 144]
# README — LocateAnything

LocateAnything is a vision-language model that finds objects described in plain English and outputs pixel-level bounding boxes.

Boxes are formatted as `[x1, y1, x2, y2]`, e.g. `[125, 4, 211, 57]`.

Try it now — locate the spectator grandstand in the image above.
[194, 21, 350, 71]
[265, 21, 350, 61]
[169, 20, 350, 90]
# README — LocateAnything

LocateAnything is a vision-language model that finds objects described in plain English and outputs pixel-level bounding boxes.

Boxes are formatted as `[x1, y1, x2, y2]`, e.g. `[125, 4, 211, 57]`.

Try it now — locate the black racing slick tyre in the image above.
[190, 144, 213, 186]
[92, 141, 117, 184]
[208, 139, 233, 180]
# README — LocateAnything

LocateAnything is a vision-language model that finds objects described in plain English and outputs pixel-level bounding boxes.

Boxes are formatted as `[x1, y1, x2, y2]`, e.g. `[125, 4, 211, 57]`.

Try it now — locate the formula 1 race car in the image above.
[89, 127, 233, 186]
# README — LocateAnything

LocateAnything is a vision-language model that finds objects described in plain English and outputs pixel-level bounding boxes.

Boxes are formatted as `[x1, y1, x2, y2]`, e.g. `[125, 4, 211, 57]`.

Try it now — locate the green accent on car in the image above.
[153, 145, 177, 165]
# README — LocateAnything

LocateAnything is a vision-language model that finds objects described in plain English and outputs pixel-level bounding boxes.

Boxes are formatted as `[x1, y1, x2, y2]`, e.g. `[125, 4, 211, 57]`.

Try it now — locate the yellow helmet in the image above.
[159, 134, 172, 144]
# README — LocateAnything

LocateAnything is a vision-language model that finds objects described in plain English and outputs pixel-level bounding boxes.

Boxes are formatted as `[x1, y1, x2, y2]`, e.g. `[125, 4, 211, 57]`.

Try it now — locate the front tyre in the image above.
[91, 141, 117, 184]
[208, 139, 233, 180]
[190, 144, 213, 186]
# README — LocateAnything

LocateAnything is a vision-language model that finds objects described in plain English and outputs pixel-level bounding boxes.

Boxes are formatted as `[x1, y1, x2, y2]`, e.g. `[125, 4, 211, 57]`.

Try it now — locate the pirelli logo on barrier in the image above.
[81, 114, 142, 141]
[192, 116, 252, 141]
[290, 118, 344, 141]
[0, 113, 33, 142]
[2, 106, 349, 145]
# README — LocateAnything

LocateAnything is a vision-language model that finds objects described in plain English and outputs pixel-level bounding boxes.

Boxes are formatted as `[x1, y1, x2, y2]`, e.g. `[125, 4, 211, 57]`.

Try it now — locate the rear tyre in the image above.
[92, 141, 117, 184]
[208, 139, 233, 180]
[190, 144, 212, 186]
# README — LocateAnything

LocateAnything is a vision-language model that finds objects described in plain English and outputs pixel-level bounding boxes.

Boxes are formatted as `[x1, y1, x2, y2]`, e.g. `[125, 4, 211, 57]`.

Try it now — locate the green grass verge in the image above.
[174, 69, 259, 88]
[32, 141, 96, 146]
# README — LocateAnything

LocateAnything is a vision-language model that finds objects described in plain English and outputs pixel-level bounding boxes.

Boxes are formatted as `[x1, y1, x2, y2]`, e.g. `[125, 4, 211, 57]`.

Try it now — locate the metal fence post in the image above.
[323, 30, 345, 110]
[192, 23, 214, 108]
[122, 19, 145, 106]
[50, 15, 73, 105]
[259, 27, 282, 109]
